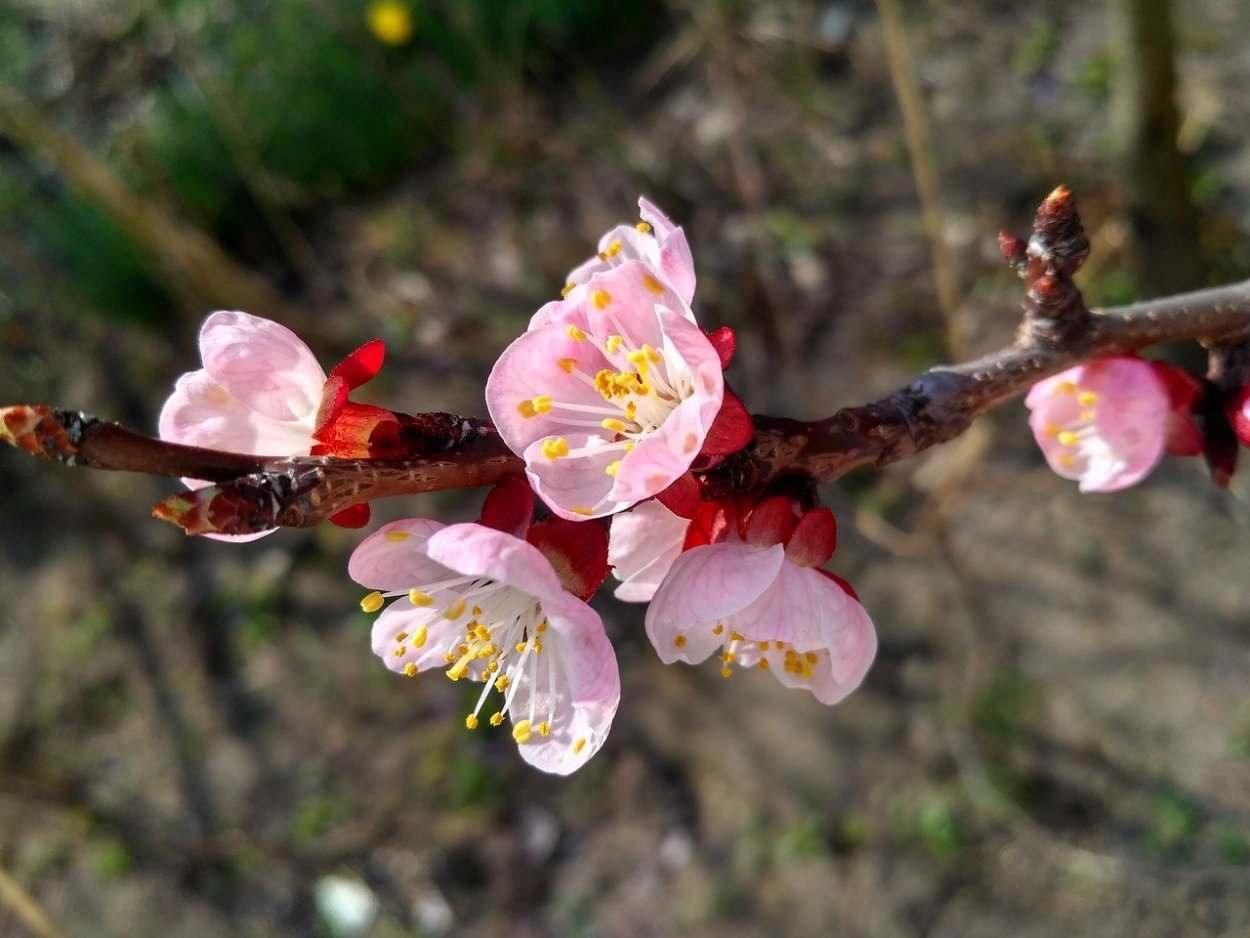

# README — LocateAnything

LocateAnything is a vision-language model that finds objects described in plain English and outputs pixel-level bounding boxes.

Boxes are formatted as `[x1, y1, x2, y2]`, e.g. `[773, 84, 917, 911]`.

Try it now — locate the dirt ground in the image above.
[2, 2, 1250, 936]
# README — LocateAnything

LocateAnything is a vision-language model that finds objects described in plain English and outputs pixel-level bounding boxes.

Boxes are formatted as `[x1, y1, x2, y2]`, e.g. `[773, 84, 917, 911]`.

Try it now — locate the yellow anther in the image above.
[512, 719, 533, 743]
[592, 289, 613, 309]
[538, 721, 551, 737]
[447, 650, 473, 680]
[623, 441, 635, 452]
[412, 625, 428, 648]
[567, 325, 587, 341]
[1056, 430, 1080, 447]
[494, 674, 510, 691]
[531, 395, 552, 414]
[392, 647, 405, 657]
[601, 417, 628, 433]
[1056, 380, 1078, 395]
[606, 240, 622, 257]
[804, 651, 819, 664]
[557, 357, 578, 373]
[720, 652, 734, 662]
[445, 598, 468, 621]
[605, 461, 621, 477]
[636, 221, 652, 234]
[473, 605, 483, 616]
[536, 621, 548, 633]
[403, 662, 418, 677]
[712, 624, 725, 635]
[1058, 452, 1077, 468]
[643, 343, 662, 363]
[1077, 391, 1099, 407]
[720, 667, 733, 678]
[516, 641, 527, 653]
[758, 659, 770, 670]
[517, 399, 536, 419]
[395, 631, 409, 643]
[409, 589, 433, 607]
[533, 642, 543, 654]
[674, 635, 688, 649]
[490, 711, 504, 726]
[384, 530, 411, 543]
[642, 273, 665, 294]
[730, 631, 745, 642]
[443, 651, 457, 663]
[1043, 423, 1061, 438]
[571, 506, 594, 516]
[1080, 410, 1096, 422]
[487, 661, 499, 672]
[360, 591, 384, 613]
[561, 282, 576, 298]
[597, 251, 608, 262]
[465, 714, 479, 730]
[573, 737, 587, 754]
[542, 437, 570, 460]
[605, 335, 623, 353]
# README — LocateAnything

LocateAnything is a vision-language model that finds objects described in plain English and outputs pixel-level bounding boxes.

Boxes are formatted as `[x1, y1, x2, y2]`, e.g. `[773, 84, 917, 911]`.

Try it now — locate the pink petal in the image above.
[608, 500, 690, 602]
[423, 524, 565, 604]
[508, 589, 619, 775]
[645, 542, 784, 663]
[159, 371, 319, 456]
[370, 600, 458, 675]
[198, 311, 326, 421]
[523, 432, 623, 520]
[347, 518, 448, 590]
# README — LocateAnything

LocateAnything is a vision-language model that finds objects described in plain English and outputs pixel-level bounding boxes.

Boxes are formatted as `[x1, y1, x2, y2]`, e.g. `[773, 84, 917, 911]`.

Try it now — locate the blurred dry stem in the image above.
[0, 864, 66, 938]
[874, 0, 966, 357]
[0, 83, 301, 322]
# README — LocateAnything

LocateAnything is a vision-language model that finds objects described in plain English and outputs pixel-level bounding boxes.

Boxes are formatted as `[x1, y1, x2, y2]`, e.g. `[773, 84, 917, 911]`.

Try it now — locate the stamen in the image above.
[512, 719, 534, 743]
[573, 737, 587, 754]
[605, 461, 621, 477]
[556, 357, 578, 373]
[636, 221, 652, 233]
[445, 598, 468, 620]
[571, 506, 594, 516]
[605, 239, 622, 257]
[490, 711, 504, 726]
[1077, 391, 1099, 407]
[384, 530, 411, 543]
[538, 721, 551, 737]
[601, 418, 628, 433]
[360, 591, 384, 613]
[542, 437, 570, 460]
[465, 714, 479, 730]
[567, 325, 587, 341]
[561, 282, 575, 298]
[592, 289, 613, 309]
[409, 589, 433, 606]
[403, 662, 418, 677]
[1057, 430, 1080, 447]
[674, 635, 688, 648]
[642, 273, 665, 294]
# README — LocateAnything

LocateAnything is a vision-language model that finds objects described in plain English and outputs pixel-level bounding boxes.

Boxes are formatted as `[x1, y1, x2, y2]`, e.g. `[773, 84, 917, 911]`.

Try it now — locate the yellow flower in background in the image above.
[366, 1, 413, 46]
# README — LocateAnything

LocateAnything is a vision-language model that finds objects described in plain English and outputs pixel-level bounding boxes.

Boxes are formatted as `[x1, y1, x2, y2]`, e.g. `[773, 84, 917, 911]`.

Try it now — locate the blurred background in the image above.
[1, 1, 1250, 935]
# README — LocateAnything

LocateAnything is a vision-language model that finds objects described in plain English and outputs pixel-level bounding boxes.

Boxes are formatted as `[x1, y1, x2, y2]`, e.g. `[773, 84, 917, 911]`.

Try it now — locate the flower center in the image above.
[362, 576, 575, 747]
[682, 620, 822, 682]
[1039, 382, 1126, 474]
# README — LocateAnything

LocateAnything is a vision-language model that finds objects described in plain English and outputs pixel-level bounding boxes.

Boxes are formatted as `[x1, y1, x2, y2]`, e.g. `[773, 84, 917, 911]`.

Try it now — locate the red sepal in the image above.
[743, 496, 794, 548]
[329, 503, 372, 528]
[784, 507, 837, 568]
[312, 402, 401, 458]
[684, 499, 735, 550]
[330, 339, 385, 390]
[699, 390, 753, 456]
[705, 326, 737, 370]
[656, 472, 701, 519]
[479, 476, 535, 539]
[1151, 362, 1203, 456]
[526, 517, 610, 601]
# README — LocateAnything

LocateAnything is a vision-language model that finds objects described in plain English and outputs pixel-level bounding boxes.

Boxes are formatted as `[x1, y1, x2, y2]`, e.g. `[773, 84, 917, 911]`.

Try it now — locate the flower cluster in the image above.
[161, 200, 872, 774]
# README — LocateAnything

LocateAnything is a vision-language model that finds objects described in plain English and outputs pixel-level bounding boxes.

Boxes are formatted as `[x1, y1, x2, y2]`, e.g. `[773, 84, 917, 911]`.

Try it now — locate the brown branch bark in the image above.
[4, 189, 1250, 536]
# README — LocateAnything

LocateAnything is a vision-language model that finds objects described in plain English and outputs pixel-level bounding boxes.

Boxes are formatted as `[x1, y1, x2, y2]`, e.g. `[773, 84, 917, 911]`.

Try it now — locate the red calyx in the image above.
[699, 390, 753, 458]
[479, 476, 536, 539]
[527, 517, 610, 601]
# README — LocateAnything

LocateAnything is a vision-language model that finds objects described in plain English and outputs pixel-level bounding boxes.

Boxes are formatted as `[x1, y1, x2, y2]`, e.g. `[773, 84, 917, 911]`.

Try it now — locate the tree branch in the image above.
[5, 189, 1250, 535]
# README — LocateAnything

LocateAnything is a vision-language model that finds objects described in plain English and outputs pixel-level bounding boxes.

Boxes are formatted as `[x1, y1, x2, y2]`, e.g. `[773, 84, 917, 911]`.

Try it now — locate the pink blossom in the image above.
[486, 259, 726, 520]
[1025, 356, 1178, 492]
[643, 499, 877, 705]
[159, 311, 396, 534]
[349, 519, 620, 775]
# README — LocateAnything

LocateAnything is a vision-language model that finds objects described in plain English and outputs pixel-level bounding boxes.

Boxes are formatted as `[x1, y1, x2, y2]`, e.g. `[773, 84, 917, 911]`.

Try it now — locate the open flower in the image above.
[1025, 356, 1199, 493]
[159, 310, 397, 533]
[349, 514, 619, 775]
[487, 259, 726, 520]
[644, 498, 877, 705]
